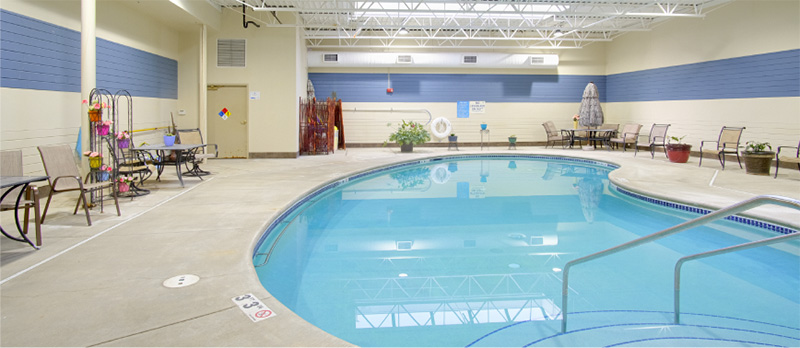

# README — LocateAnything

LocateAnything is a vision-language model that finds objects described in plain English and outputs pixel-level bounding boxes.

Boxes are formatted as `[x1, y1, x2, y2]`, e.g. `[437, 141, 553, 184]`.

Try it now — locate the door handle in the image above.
[240, 120, 247, 125]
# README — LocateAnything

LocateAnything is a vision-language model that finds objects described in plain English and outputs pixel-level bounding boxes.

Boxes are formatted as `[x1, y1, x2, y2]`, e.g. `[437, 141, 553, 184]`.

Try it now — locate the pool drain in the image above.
[163, 274, 200, 288]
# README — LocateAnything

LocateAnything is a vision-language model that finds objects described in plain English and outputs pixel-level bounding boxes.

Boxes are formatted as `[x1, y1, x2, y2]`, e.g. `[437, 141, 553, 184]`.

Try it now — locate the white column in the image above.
[199, 24, 207, 137]
[81, 0, 96, 166]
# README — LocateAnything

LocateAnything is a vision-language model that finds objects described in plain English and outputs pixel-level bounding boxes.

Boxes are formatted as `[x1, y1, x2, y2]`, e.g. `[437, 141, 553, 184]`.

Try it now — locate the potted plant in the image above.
[572, 114, 580, 129]
[82, 99, 107, 122]
[742, 141, 774, 175]
[83, 151, 103, 169]
[164, 131, 176, 146]
[448, 133, 458, 142]
[384, 120, 431, 153]
[508, 134, 517, 144]
[116, 131, 132, 148]
[96, 120, 113, 136]
[666, 136, 692, 163]
[117, 175, 134, 193]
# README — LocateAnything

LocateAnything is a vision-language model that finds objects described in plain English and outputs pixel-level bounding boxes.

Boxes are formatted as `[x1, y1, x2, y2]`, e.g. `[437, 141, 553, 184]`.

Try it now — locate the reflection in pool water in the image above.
[253, 157, 799, 347]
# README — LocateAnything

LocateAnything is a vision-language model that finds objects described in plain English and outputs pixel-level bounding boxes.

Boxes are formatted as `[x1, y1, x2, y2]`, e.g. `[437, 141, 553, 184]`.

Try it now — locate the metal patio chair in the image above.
[775, 140, 800, 178]
[699, 126, 745, 169]
[176, 128, 218, 177]
[1, 149, 43, 245]
[37, 144, 120, 226]
[635, 124, 671, 158]
[608, 123, 643, 151]
[542, 121, 569, 149]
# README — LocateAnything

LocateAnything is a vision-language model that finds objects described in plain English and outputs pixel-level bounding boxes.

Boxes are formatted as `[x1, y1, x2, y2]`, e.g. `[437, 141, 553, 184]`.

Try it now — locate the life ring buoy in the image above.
[430, 117, 452, 139]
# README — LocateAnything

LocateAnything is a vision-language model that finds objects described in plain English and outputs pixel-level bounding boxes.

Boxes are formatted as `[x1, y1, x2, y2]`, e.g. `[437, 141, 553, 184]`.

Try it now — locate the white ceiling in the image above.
[205, 0, 732, 50]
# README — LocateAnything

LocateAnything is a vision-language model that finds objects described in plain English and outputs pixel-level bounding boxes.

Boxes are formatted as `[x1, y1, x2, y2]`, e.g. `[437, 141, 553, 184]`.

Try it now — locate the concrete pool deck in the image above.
[2, 146, 799, 347]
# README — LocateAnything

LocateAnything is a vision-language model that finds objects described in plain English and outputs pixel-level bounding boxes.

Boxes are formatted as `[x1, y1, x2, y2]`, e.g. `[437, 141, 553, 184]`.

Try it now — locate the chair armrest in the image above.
[776, 145, 799, 156]
[700, 140, 717, 151]
[207, 143, 219, 157]
[51, 175, 82, 191]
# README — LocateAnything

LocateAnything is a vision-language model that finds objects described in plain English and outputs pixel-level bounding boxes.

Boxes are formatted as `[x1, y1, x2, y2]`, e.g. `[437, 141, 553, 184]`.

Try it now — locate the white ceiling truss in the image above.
[209, 0, 732, 50]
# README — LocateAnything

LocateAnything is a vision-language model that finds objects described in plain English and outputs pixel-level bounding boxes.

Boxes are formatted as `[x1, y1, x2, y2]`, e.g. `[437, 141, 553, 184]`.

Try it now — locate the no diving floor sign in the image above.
[232, 293, 276, 322]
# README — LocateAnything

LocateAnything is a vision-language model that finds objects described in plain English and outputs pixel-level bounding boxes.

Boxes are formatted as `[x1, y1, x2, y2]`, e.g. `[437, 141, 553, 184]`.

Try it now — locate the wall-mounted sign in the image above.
[218, 107, 230, 120]
[470, 101, 486, 113]
[457, 101, 470, 118]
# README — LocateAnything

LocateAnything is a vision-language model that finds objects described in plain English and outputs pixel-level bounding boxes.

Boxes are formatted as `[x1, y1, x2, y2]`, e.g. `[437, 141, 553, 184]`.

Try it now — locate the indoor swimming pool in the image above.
[252, 155, 800, 347]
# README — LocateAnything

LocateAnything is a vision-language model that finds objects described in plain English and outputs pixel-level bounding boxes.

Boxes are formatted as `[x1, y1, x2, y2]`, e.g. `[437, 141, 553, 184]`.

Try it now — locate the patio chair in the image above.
[599, 123, 619, 138]
[176, 128, 218, 177]
[635, 124, 671, 158]
[37, 144, 120, 226]
[699, 126, 745, 169]
[541, 121, 569, 149]
[1, 150, 43, 245]
[608, 123, 643, 151]
[104, 137, 154, 196]
[774, 140, 800, 178]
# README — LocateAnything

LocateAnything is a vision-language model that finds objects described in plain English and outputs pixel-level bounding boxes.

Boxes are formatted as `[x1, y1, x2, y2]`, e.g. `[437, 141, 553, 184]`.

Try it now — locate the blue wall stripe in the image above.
[0, 9, 177, 99]
[309, 72, 606, 103]
[606, 49, 800, 102]
[310, 50, 799, 103]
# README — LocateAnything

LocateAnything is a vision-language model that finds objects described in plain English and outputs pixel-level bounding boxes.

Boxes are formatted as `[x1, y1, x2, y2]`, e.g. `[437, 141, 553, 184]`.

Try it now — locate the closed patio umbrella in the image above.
[578, 82, 604, 127]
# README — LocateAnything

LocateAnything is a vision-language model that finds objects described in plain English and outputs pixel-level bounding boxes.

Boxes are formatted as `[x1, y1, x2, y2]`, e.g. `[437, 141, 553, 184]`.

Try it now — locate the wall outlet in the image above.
[178, 109, 186, 115]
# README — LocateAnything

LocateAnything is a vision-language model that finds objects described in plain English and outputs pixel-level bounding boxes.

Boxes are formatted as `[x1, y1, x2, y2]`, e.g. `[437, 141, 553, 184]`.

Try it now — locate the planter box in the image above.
[743, 152, 774, 175]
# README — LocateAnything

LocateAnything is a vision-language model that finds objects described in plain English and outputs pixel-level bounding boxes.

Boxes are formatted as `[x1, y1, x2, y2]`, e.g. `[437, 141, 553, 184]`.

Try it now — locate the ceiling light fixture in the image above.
[399, 27, 409, 35]
[553, 29, 564, 38]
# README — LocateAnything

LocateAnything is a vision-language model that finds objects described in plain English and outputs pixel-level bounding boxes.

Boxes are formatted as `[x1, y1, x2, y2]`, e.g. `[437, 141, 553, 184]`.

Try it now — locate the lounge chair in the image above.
[699, 126, 745, 169]
[1, 150, 43, 245]
[775, 141, 800, 178]
[609, 123, 643, 151]
[37, 144, 120, 226]
[541, 121, 569, 149]
[176, 128, 218, 177]
[635, 124, 670, 158]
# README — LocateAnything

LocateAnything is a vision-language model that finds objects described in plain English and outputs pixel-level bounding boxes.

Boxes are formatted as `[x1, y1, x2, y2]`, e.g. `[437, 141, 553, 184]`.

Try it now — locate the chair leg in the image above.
[78, 190, 92, 226]
[735, 152, 743, 169]
[698, 152, 704, 167]
[41, 189, 55, 224]
[111, 184, 121, 216]
[718, 153, 725, 169]
[29, 187, 42, 246]
[774, 158, 780, 178]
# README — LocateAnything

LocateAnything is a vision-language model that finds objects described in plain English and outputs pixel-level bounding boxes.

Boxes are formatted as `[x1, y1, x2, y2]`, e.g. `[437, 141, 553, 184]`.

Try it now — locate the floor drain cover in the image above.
[163, 274, 200, 288]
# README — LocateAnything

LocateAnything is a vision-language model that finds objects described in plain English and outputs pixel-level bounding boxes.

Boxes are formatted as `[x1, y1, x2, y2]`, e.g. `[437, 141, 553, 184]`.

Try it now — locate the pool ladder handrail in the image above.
[674, 230, 799, 324]
[561, 194, 800, 333]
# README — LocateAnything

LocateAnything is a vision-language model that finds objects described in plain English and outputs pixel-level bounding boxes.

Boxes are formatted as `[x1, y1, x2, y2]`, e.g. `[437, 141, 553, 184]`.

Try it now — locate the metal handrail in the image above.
[674, 231, 800, 323]
[560, 195, 800, 333]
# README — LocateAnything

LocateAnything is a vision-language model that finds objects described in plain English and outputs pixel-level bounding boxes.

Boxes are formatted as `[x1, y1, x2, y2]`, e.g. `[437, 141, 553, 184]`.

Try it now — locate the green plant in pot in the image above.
[508, 134, 517, 144]
[742, 141, 774, 176]
[448, 133, 457, 142]
[666, 135, 692, 163]
[383, 120, 431, 153]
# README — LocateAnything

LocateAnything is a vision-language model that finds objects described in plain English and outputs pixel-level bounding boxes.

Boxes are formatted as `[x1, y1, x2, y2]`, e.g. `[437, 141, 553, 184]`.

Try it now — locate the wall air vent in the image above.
[217, 39, 246, 67]
[397, 55, 413, 64]
[530, 56, 546, 65]
[323, 53, 339, 63]
[462, 55, 478, 64]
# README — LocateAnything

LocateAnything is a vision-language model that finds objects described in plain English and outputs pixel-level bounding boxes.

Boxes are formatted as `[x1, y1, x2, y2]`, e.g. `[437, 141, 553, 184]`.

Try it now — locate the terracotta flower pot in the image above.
[666, 144, 692, 163]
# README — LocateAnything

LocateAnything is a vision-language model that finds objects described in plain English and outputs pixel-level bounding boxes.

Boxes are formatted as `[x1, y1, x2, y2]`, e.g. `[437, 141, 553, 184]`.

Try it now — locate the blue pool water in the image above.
[253, 155, 800, 347]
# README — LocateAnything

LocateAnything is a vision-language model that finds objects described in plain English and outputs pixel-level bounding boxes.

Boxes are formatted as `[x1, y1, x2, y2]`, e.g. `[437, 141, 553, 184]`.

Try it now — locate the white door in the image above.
[207, 85, 248, 158]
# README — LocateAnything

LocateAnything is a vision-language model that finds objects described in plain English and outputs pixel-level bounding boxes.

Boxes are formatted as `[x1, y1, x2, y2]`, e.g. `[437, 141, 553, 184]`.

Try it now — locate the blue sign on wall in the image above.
[457, 101, 470, 118]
